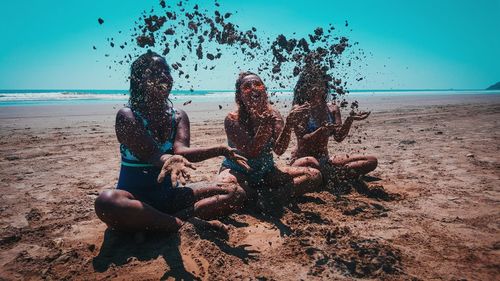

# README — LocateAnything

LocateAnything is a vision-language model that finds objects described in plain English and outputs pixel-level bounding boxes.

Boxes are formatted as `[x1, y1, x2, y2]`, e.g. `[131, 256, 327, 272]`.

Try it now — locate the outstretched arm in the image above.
[116, 108, 196, 186]
[172, 109, 228, 162]
[330, 109, 354, 142]
[328, 104, 370, 142]
[329, 103, 349, 142]
[274, 104, 311, 155]
[272, 111, 290, 156]
[173, 110, 250, 170]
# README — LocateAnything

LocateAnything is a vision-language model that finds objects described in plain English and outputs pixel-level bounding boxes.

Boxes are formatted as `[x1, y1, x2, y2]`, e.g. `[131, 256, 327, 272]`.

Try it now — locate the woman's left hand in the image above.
[157, 155, 196, 187]
[349, 111, 371, 121]
[223, 146, 252, 172]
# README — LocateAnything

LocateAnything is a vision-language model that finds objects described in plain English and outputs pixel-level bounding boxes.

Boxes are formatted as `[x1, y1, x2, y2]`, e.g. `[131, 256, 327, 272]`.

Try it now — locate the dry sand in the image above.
[0, 94, 499, 280]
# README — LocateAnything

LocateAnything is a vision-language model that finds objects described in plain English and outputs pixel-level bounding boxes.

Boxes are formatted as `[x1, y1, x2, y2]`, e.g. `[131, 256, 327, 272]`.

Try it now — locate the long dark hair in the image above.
[293, 62, 330, 105]
[129, 50, 173, 113]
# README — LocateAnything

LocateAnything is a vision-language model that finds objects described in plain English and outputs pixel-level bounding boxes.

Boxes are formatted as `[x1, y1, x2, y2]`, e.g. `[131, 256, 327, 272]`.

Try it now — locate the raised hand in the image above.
[223, 146, 252, 172]
[286, 103, 310, 125]
[254, 109, 276, 126]
[349, 111, 371, 121]
[157, 155, 196, 187]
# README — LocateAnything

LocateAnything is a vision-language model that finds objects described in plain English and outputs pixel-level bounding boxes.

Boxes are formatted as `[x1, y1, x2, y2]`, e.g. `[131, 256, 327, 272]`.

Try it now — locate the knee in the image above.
[233, 185, 248, 202]
[226, 184, 247, 205]
[296, 156, 321, 169]
[94, 190, 122, 221]
[305, 157, 319, 166]
[307, 167, 322, 183]
[367, 156, 378, 170]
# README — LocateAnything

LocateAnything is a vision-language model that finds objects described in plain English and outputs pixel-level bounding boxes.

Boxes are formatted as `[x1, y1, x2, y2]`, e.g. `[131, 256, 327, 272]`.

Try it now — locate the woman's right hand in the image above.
[157, 155, 196, 187]
[286, 103, 310, 126]
[254, 108, 276, 126]
[323, 122, 340, 134]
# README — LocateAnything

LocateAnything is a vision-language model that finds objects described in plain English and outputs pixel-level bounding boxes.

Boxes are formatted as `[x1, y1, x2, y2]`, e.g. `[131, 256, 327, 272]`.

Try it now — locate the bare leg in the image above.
[171, 169, 251, 226]
[95, 178, 249, 233]
[291, 156, 321, 170]
[329, 155, 378, 178]
[95, 189, 183, 233]
[214, 168, 255, 198]
[267, 163, 322, 198]
[173, 181, 247, 221]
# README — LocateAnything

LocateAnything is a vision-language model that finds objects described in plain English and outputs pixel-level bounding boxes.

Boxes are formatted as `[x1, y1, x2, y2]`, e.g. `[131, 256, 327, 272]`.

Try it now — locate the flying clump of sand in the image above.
[98, 0, 367, 110]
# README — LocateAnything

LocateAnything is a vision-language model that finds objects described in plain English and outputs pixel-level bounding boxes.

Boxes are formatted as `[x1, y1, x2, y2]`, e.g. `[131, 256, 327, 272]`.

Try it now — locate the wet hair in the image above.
[233, 71, 267, 135]
[129, 50, 173, 113]
[293, 62, 330, 105]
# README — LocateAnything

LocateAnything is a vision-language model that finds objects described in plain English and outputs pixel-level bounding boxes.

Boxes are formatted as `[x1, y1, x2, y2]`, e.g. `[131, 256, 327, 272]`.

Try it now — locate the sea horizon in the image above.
[0, 88, 499, 107]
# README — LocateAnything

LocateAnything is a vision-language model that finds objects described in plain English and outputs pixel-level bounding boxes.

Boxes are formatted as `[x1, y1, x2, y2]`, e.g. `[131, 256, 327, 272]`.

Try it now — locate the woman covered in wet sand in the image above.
[95, 51, 251, 232]
[217, 71, 323, 207]
[290, 62, 378, 181]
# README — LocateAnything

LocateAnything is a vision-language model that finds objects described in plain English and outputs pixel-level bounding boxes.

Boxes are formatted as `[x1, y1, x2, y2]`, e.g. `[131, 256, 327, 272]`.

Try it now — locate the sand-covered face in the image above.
[305, 79, 328, 106]
[142, 57, 173, 106]
[293, 62, 330, 106]
[129, 52, 174, 111]
[238, 75, 269, 114]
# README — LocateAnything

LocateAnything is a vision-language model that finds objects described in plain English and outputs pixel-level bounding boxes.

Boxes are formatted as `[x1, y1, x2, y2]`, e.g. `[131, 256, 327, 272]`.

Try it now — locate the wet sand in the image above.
[0, 94, 499, 280]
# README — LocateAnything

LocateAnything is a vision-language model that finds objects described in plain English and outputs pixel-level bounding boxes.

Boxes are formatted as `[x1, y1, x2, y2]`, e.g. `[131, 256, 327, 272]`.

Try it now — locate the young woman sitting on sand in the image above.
[290, 63, 378, 181]
[95, 51, 251, 232]
[216, 71, 323, 207]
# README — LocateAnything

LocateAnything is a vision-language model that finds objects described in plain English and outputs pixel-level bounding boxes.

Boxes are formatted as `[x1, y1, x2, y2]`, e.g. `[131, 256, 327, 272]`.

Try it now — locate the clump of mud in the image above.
[305, 227, 402, 278]
[98, 0, 367, 104]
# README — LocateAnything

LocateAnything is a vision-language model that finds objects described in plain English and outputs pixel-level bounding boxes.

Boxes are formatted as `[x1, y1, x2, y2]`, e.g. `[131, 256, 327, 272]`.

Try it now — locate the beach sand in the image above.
[0, 94, 499, 280]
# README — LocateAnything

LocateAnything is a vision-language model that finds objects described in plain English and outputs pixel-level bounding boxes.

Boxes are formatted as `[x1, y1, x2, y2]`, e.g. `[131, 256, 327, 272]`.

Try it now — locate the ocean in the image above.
[0, 89, 498, 107]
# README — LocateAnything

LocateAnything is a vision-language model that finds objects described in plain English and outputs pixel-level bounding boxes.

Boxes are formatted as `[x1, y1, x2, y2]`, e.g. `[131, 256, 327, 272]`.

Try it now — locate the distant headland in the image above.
[486, 82, 500, 90]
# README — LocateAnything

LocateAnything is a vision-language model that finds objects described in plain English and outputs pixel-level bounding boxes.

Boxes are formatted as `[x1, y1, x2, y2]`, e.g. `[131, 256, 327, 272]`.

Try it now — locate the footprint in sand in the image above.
[181, 247, 210, 280]
[178, 226, 211, 280]
[236, 222, 283, 253]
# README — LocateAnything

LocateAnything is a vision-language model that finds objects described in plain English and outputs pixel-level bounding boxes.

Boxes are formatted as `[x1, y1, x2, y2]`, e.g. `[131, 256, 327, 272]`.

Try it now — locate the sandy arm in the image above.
[172, 109, 231, 162]
[271, 110, 292, 156]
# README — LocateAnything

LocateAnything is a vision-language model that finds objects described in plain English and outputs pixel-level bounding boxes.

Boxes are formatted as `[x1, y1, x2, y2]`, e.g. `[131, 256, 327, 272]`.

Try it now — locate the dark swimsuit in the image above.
[117, 107, 195, 214]
[221, 123, 276, 185]
[291, 110, 336, 166]
[221, 140, 275, 185]
[305, 110, 335, 133]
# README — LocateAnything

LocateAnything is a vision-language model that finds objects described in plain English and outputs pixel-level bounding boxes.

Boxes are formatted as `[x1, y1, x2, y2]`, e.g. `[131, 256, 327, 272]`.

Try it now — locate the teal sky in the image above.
[0, 0, 498, 90]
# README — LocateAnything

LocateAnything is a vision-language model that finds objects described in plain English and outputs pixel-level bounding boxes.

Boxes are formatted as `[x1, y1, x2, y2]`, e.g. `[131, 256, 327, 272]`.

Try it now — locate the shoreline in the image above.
[1, 90, 499, 108]
[1, 92, 499, 125]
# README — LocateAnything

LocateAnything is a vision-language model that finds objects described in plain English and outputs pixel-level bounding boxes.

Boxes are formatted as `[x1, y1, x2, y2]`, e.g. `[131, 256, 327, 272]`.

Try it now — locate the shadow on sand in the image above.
[92, 176, 401, 279]
[92, 229, 198, 280]
[92, 224, 260, 279]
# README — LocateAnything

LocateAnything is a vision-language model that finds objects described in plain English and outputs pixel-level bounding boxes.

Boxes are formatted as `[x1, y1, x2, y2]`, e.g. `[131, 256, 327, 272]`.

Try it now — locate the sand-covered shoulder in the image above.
[0, 96, 499, 280]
